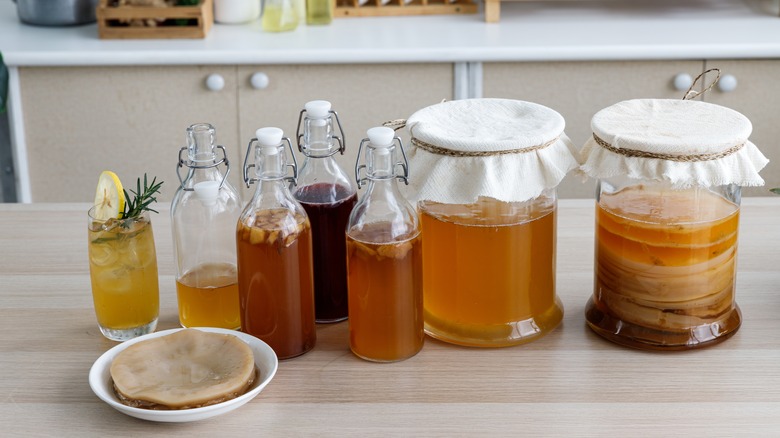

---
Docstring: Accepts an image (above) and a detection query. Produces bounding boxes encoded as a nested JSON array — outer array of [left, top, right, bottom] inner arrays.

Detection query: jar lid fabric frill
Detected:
[[404, 99, 580, 205], [580, 99, 769, 188]]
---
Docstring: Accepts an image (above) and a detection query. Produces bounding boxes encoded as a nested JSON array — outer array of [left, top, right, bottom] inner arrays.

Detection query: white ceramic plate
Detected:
[[89, 327, 278, 422]]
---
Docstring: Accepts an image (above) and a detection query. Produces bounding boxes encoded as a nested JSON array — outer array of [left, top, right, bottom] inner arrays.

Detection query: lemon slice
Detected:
[[93, 171, 125, 220]]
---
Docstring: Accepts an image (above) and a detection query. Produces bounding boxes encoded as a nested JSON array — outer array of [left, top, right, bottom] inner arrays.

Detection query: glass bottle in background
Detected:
[[262, 0, 299, 32], [293, 100, 357, 323], [306, 0, 332, 25], [237, 127, 316, 359], [171, 123, 242, 330], [346, 127, 423, 362]]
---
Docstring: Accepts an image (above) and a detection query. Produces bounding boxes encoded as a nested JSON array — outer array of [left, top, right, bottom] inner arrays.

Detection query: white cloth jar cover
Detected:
[[580, 99, 769, 187], [404, 98, 579, 204]]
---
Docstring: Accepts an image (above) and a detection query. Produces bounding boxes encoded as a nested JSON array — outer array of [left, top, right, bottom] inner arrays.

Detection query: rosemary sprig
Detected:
[[121, 174, 164, 219]]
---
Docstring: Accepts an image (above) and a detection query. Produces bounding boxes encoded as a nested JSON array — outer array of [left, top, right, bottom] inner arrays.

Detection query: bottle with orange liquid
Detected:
[[403, 99, 578, 347], [237, 127, 316, 359], [580, 98, 769, 350], [346, 127, 423, 362], [171, 123, 242, 330]]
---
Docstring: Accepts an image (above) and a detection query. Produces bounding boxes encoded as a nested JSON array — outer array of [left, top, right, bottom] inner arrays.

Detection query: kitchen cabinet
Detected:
[[17, 64, 453, 202], [15, 60, 777, 201], [701, 60, 780, 196], [18, 66, 240, 202], [482, 60, 706, 198]]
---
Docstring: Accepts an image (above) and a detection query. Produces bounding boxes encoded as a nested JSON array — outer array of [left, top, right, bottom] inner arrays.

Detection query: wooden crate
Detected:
[[97, 0, 213, 39], [335, 0, 477, 18]]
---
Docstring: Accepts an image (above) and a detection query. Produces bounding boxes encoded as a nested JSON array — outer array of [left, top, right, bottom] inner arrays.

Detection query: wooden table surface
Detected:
[[2, 200, 780, 436]]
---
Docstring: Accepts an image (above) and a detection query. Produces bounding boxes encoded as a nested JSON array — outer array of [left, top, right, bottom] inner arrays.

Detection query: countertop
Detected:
[[2, 199, 780, 435], [1, 0, 780, 66]]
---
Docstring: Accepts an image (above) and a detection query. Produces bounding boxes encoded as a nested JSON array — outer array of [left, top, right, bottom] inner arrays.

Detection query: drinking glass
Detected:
[[87, 207, 159, 341]]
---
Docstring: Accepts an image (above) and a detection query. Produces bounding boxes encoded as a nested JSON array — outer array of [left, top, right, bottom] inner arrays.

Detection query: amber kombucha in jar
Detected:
[[403, 98, 577, 347], [586, 184, 741, 350], [420, 194, 563, 347]]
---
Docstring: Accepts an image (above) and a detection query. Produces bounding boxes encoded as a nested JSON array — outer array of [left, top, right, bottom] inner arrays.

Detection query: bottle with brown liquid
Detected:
[[346, 127, 423, 362], [237, 127, 316, 359], [171, 123, 242, 330], [292, 100, 357, 323]]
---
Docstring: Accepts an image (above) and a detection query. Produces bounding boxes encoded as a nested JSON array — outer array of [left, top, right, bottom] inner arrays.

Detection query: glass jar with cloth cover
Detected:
[[403, 98, 580, 347], [580, 97, 769, 350]]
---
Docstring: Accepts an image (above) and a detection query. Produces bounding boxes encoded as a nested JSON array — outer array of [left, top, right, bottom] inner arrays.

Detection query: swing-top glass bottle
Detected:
[[237, 127, 316, 359], [293, 100, 357, 323], [346, 127, 423, 362], [170, 123, 242, 330]]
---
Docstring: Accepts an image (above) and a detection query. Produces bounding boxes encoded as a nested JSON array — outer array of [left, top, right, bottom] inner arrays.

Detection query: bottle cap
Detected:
[[367, 127, 394, 148], [256, 127, 283, 155], [305, 100, 331, 118], [193, 181, 220, 207]]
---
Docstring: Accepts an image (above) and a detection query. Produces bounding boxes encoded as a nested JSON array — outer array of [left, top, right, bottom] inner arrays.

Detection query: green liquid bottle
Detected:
[[306, 0, 332, 25], [262, 0, 299, 32]]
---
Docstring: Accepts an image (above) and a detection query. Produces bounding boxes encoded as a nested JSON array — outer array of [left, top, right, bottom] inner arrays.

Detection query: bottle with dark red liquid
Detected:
[[293, 100, 357, 323]]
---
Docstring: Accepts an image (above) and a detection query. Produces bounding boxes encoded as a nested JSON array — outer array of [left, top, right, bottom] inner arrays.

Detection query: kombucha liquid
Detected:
[[88, 217, 159, 331], [347, 225, 423, 362], [237, 209, 316, 359], [420, 197, 562, 347], [587, 186, 741, 349], [176, 263, 240, 330], [295, 183, 357, 323]]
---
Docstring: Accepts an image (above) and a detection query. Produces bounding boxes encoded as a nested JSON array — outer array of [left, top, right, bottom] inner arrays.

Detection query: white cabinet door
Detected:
[[19, 66, 240, 202]]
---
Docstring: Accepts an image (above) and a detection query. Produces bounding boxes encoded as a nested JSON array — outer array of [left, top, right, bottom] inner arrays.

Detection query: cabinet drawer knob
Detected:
[[205, 74, 225, 91], [673, 73, 693, 91], [718, 74, 738, 92], [250, 72, 270, 90]]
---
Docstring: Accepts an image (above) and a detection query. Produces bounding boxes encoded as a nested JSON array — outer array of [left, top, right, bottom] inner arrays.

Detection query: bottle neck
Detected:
[[255, 144, 288, 182], [187, 123, 217, 162], [301, 116, 337, 158], [366, 144, 396, 181]]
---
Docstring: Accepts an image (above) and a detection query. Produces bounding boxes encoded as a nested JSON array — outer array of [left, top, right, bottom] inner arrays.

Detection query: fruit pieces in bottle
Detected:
[[586, 185, 741, 349], [237, 208, 316, 359], [88, 215, 159, 332], [295, 183, 357, 323], [175, 262, 240, 330], [347, 224, 423, 362], [420, 196, 562, 347]]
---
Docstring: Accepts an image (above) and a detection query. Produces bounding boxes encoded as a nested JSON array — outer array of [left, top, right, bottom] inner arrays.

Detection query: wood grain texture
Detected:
[[1, 199, 780, 435]]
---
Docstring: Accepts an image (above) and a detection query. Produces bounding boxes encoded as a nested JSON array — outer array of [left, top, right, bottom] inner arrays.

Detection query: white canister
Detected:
[[214, 0, 260, 24]]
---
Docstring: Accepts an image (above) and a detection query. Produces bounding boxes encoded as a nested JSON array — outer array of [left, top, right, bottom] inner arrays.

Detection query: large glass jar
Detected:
[[404, 98, 580, 347], [580, 99, 769, 350]]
